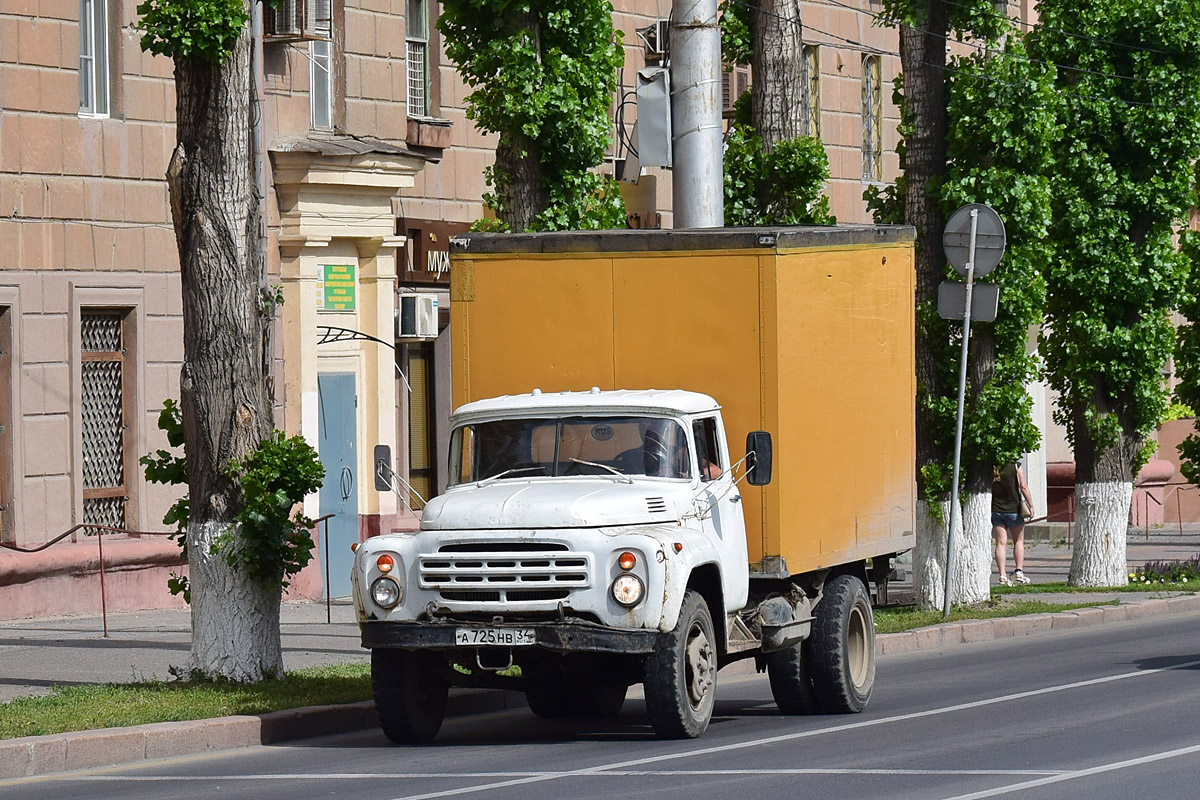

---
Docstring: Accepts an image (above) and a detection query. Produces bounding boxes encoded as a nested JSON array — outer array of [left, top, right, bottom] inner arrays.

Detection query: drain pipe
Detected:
[[250, 3, 272, 397], [670, 0, 723, 228]]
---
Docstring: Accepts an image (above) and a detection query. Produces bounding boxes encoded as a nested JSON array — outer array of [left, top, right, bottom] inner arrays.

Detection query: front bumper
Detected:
[[361, 620, 658, 655]]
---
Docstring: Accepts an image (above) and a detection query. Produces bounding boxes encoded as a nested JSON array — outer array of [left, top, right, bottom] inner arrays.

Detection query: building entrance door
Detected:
[[318, 372, 358, 598]]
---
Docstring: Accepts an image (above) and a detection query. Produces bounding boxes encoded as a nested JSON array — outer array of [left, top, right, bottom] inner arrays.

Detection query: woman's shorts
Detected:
[[992, 511, 1024, 529]]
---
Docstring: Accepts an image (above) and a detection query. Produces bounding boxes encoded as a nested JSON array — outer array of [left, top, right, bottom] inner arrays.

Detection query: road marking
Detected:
[[50, 768, 1066, 782], [940, 742, 1200, 799], [385, 657, 1200, 800], [6, 657, 1198, 795]]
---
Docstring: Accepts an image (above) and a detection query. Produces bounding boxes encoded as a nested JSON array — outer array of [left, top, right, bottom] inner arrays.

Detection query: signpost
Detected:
[[939, 203, 1007, 618]]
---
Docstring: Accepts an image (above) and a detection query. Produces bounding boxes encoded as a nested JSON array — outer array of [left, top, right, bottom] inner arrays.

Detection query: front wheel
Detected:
[[372, 649, 449, 744], [805, 573, 875, 713], [643, 590, 718, 739]]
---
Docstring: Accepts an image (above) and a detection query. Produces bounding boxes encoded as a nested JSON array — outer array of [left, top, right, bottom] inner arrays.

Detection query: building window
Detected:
[[407, 0, 429, 117], [80, 310, 131, 530], [861, 54, 883, 182], [407, 343, 435, 509], [79, 0, 109, 116], [311, 38, 332, 130], [801, 45, 820, 138]]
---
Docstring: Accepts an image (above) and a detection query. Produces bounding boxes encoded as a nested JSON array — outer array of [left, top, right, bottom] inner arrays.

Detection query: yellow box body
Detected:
[[449, 227, 916, 575]]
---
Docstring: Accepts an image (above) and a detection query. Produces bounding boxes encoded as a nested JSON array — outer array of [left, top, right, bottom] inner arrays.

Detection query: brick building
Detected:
[[0, 0, 914, 619]]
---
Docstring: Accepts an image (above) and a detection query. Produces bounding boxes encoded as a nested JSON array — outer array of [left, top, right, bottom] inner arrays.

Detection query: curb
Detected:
[[877, 593, 1200, 656], [0, 688, 528, 781], [5, 596, 1200, 781]]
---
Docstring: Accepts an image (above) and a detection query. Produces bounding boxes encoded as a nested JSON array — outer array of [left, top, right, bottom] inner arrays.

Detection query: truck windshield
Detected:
[[448, 416, 690, 486]]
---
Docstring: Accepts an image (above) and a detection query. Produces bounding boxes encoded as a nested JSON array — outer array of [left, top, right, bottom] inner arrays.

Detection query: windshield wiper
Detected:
[[477, 466, 545, 486], [567, 458, 634, 483]]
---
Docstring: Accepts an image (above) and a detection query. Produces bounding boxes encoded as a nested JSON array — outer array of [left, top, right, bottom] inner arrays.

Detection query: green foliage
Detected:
[[874, 34, 1058, 497], [141, 400, 325, 598], [136, 0, 248, 62], [1033, 0, 1200, 477], [724, 126, 836, 226], [718, 10, 835, 228], [1176, 231, 1200, 483], [221, 431, 324, 589], [719, 0, 751, 66], [942, 38, 1062, 472], [438, 0, 626, 231]]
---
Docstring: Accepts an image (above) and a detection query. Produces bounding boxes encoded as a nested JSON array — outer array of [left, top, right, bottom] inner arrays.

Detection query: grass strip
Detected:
[[0, 662, 371, 740], [873, 599, 1119, 634]]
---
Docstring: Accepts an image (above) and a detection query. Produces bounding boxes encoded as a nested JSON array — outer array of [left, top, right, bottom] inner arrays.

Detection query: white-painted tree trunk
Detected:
[[1068, 481, 1132, 586], [913, 499, 949, 610], [953, 490, 992, 605], [188, 521, 284, 681]]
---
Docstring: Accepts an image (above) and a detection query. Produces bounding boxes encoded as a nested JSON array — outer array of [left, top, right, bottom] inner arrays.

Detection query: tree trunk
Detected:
[[1068, 404, 1138, 586], [495, 135, 549, 232], [955, 484, 993, 605], [749, 0, 804, 150], [913, 499, 949, 609], [168, 30, 278, 681], [902, 3, 951, 609]]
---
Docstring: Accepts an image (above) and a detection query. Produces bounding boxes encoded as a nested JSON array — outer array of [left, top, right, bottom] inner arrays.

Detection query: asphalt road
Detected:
[[5, 612, 1200, 800]]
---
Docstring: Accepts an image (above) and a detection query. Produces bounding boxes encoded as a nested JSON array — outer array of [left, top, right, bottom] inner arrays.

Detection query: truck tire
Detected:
[[643, 590, 717, 739], [766, 642, 819, 715], [527, 685, 573, 718], [804, 573, 875, 713], [372, 649, 448, 744], [571, 684, 627, 718]]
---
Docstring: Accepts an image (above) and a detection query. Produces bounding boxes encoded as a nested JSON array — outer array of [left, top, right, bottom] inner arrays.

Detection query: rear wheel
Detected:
[[570, 684, 627, 718], [526, 684, 573, 718], [372, 649, 448, 743], [643, 590, 718, 739], [804, 574, 875, 713], [766, 641, 818, 714]]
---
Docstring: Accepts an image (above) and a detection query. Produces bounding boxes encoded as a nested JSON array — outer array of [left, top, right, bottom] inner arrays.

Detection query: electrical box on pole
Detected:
[[636, 67, 672, 168]]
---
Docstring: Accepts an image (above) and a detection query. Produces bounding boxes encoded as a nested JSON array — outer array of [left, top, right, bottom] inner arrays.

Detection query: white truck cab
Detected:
[[354, 388, 788, 741]]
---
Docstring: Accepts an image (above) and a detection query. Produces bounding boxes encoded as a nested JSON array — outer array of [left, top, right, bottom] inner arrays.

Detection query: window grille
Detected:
[[79, 0, 109, 116], [802, 45, 820, 138], [861, 54, 883, 182], [407, 0, 429, 116], [80, 311, 126, 531]]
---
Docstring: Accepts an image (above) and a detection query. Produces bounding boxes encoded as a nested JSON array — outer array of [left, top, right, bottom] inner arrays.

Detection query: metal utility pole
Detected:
[[670, 0, 723, 228]]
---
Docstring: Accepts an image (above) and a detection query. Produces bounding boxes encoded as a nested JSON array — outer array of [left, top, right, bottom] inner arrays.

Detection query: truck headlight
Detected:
[[371, 576, 402, 609], [611, 573, 645, 607]]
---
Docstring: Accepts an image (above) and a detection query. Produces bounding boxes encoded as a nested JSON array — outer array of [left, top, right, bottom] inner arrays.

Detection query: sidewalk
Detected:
[[2, 525, 1199, 780]]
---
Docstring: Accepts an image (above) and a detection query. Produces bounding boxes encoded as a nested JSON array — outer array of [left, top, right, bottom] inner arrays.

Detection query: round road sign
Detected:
[[943, 203, 1006, 277]]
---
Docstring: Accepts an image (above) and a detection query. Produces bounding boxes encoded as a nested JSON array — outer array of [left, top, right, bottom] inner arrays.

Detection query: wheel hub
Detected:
[[685, 623, 715, 708]]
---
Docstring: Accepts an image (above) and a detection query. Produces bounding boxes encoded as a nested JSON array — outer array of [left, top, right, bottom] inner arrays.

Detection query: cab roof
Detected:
[[451, 388, 721, 421]]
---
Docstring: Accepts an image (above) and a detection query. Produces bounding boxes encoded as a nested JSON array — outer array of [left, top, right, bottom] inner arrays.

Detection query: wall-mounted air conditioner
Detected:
[[397, 293, 439, 340], [264, 0, 332, 42]]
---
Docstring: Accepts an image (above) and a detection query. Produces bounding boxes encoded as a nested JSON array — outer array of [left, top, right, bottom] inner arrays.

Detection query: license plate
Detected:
[[454, 627, 536, 646]]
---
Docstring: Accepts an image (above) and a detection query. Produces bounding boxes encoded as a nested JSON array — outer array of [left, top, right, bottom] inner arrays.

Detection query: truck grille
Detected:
[[419, 543, 591, 603]]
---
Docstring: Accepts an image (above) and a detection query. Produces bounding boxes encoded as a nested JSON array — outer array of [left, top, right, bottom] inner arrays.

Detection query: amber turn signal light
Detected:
[[376, 554, 395, 573], [618, 551, 637, 570]]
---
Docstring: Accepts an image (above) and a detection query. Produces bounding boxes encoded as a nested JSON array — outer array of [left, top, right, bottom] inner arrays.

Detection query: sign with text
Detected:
[[321, 264, 356, 312]]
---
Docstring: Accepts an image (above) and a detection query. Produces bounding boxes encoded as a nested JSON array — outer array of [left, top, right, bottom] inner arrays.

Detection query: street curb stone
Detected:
[[3, 598, 1197, 781]]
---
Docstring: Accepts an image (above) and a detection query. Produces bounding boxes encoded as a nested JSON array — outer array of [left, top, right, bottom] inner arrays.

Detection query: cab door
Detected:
[[694, 415, 748, 610]]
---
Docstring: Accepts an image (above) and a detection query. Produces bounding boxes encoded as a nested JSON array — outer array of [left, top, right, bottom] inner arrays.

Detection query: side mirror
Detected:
[[373, 444, 392, 491], [745, 431, 773, 486]]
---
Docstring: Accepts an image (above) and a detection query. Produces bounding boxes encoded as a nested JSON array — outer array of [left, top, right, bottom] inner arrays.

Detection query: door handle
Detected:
[[340, 466, 354, 501], [730, 495, 742, 504]]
